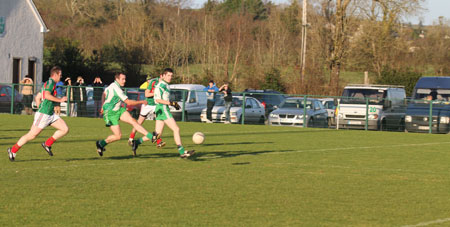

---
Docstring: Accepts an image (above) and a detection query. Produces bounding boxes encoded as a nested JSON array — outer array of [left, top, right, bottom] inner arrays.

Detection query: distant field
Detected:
[[1, 114, 450, 226]]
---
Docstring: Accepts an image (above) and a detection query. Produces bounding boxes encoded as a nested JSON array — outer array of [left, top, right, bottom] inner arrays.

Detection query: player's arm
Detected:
[[35, 92, 42, 107], [124, 99, 147, 106], [145, 89, 154, 98], [43, 90, 67, 103]]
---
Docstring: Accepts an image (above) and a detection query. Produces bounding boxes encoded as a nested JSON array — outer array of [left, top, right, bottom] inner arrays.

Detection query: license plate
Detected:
[[418, 126, 429, 130], [348, 121, 361, 125]]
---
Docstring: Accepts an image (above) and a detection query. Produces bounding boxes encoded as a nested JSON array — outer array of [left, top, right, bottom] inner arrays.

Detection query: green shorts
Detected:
[[103, 107, 126, 127], [155, 105, 173, 121]]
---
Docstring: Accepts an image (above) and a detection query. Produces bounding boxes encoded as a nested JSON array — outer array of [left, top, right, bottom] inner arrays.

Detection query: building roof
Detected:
[[27, 0, 49, 33]]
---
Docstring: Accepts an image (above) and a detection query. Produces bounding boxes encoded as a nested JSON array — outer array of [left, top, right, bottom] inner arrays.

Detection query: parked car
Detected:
[[336, 84, 406, 131], [125, 89, 145, 119], [0, 84, 23, 114], [200, 96, 266, 124], [169, 84, 207, 121], [268, 97, 328, 127], [319, 98, 337, 127], [405, 77, 450, 133], [244, 89, 286, 117]]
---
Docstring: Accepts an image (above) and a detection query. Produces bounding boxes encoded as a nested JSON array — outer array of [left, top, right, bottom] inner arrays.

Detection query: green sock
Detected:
[[136, 138, 143, 145], [145, 133, 153, 140], [178, 145, 185, 155], [99, 140, 107, 147]]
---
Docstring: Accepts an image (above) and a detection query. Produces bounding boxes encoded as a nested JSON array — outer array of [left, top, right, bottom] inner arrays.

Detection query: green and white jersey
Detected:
[[38, 78, 57, 115], [146, 78, 159, 106], [154, 80, 170, 105], [102, 81, 128, 111]]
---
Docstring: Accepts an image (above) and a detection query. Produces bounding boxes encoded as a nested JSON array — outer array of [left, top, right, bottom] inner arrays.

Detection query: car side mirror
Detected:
[[273, 105, 278, 109], [189, 98, 196, 103]]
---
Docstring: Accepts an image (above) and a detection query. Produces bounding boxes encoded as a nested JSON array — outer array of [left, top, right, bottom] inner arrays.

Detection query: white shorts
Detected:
[[140, 104, 156, 117], [33, 112, 61, 129]]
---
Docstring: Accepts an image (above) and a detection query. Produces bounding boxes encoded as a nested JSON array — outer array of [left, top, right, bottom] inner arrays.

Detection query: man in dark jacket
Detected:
[[92, 76, 104, 117], [73, 76, 87, 117]]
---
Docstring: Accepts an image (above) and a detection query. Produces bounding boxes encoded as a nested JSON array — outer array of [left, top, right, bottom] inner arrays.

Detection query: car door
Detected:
[[313, 101, 328, 125], [244, 98, 255, 122]]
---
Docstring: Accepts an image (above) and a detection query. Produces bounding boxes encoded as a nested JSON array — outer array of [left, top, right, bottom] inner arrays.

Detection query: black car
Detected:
[[243, 89, 286, 116], [0, 85, 23, 114]]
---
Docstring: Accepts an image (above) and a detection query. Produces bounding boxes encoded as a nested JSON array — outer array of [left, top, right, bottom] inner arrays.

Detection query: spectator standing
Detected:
[[92, 76, 104, 117], [219, 83, 232, 124], [73, 76, 87, 117], [64, 77, 76, 117], [203, 80, 219, 123], [20, 75, 34, 115], [54, 79, 64, 115]]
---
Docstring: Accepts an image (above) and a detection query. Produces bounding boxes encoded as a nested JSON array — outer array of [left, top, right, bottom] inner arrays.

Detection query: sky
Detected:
[[189, 0, 449, 25]]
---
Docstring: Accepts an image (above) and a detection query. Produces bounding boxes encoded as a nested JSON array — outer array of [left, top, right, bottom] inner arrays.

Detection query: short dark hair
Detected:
[[209, 80, 214, 84], [162, 68, 173, 75], [50, 66, 61, 76], [114, 73, 124, 79]]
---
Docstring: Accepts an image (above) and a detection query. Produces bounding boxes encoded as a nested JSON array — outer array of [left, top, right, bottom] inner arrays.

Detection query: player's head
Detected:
[[209, 80, 214, 87], [161, 68, 173, 83], [50, 66, 62, 82], [115, 73, 126, 86]]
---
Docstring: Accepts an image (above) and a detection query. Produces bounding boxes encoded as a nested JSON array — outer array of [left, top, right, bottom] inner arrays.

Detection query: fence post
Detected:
[[241, 93, 246, 124], [303, 95, 307, 128], [67, 86, 71, 116], [365, 98, 369, 131], [429, 101, 433, 134], [10, 84, 15, 114], [181, 90, 186, 122], [336, 98, 340, 130]]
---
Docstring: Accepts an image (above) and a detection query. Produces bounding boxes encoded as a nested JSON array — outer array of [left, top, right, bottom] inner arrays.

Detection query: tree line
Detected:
[[35, 0, 450, 95]]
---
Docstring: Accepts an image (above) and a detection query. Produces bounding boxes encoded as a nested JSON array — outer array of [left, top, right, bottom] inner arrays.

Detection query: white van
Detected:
[[337, 84, 406, 130], [169, 84, 207, 121]]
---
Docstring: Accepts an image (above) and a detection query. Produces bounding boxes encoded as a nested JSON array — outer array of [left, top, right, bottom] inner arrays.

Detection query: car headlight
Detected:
[[405, 115, 412, 123], [338, 113, 343, 119], [368, 114, 378, 120], [440, 116, 449, 124], [296, 115, 305, 119], [269, 113, 277, 118]]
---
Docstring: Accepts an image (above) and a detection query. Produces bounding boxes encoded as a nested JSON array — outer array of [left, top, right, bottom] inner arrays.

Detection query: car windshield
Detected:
[[248, 93, 284, 105], [215, 97, 243, 107], [280, 99, 312, 109], [413, 88, 450, 101], [341, 89, 385, 105], [170, 89, 188, 102]]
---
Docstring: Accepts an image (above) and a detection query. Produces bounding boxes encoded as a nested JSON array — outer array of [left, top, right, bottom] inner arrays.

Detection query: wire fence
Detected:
[[1, 82, 449, 134]]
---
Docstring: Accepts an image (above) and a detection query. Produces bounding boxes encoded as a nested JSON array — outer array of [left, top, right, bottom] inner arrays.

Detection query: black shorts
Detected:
[[22, 95, 33, 108]]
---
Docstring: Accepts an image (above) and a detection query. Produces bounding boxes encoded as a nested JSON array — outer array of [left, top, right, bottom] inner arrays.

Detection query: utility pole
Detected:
[[300, 0, 308, 91]]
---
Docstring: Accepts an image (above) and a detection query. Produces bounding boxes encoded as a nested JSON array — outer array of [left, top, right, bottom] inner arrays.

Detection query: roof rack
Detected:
[[346, 84, 405, 88]]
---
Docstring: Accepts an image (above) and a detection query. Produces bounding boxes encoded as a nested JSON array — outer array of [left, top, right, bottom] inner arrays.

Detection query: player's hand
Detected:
[[170, 101, 181, 110], [60, 96, 67, 102]]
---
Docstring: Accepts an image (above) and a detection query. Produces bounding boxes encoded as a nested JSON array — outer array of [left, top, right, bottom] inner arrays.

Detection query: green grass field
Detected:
[[1, 114, 450, 226]]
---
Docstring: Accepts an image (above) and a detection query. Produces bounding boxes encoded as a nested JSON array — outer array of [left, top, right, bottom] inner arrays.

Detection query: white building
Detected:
[[0, 0, 48, 85]]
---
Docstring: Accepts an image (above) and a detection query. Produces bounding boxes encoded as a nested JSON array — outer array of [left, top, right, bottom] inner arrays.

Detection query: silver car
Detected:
[[268, 97, 328, 127], [200, 96, 266, 124]]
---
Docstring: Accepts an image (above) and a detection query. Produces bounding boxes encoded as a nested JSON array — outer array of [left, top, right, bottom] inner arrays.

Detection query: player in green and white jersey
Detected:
[[7, 66, 69, 161], [95, 73, 154, 157], [132, 68, 195, 158], [127, 74, 165, 148]]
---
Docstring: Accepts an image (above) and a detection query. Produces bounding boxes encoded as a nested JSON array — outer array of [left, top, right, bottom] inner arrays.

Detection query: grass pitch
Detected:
[[1, 114, 450, 226]]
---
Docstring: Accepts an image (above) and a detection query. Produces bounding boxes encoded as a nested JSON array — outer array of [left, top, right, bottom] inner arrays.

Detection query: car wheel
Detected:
[[183, 111, 189, 122], [259, 116, 265, 124], [308, 117, 314, 128], [398, 119, 405, 132], [380, 120, 387, 131]]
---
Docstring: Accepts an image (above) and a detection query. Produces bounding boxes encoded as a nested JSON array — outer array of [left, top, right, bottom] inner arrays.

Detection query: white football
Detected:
[[192, 132, 205, 144]]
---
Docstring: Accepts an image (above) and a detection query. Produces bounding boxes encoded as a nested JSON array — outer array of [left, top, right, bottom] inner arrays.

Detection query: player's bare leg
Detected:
[[164, 118, 195, 158], [7, 126, 43, 161], [128, 115, 146, 146], [121, 111, 153, 155], [41, 118, 70, 156]]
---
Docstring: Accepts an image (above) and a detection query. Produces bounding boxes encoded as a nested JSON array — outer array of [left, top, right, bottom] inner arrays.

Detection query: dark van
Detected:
[[405, 77, 450, 133]]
